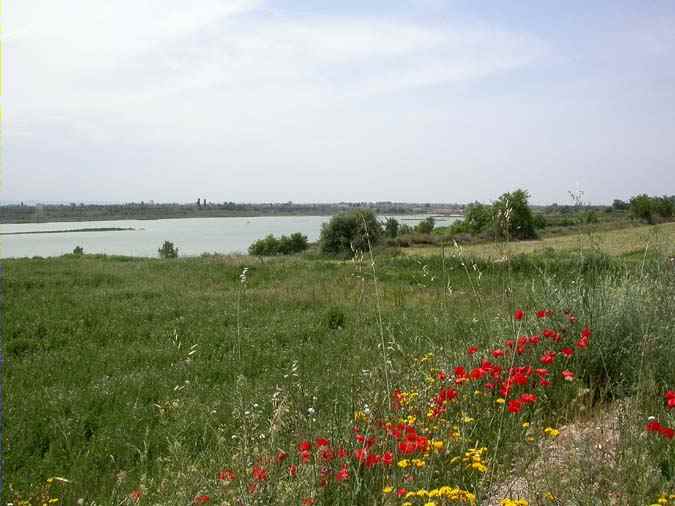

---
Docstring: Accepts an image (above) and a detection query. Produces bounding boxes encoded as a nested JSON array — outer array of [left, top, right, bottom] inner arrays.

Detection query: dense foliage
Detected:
[[319, 209, 383, 257], [158, 240, 178, 258], [248, 233, 309, 256]]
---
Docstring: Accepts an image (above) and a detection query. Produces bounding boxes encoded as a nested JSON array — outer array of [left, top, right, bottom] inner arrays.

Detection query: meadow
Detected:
[[3, 224, 674, 505]]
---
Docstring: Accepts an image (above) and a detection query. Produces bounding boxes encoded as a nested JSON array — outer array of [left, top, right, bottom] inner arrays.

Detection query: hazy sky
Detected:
[[4, 0, 675, 205]]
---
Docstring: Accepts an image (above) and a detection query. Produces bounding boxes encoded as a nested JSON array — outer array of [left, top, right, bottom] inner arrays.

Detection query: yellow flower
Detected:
[[544, 427, 560, 438], [432, 439, 444, 450], [424, 502, 437, 506], [462, 416, 475, 423], [398, 459, 410, 468], [522, 422, 530, 428], [412, 458, 426, 468], [383, 486, 393, 494], [496, 398, 506, 404], [407, 415, 417, 425], [544, 491, 557, 502], [500, 499, 529, 506]]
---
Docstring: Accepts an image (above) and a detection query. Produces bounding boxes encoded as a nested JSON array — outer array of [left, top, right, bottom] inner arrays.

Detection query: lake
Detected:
[[0, 215, 459, 259]]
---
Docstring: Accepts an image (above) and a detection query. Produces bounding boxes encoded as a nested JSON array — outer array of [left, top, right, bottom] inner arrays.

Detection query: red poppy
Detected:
[[398, 440, 417, 455], [514, 308, 524, 320], [365, 453, 381, 468], [299, 449, 311, 464], [275, 450, 288, 464], [562, 370, 575, 381], [561, 347, 574, 358], [507, 400, 522, 413], [581, 325, 592, 338], [302, 499, 316, 506], [382, 451, 394, 465], [397, 488, 407, 497], [335, 467, 350, 481], [252, 465, 268, 482], [519, 393, 537, 404], [665, 390, 675, 410], [576, 335, 589, 348], [218, 469, 236, 481], [660, 426, 674, 439], [646, 420, 662, 432], [337, 447, 349, 459], [297, 440, 312, 452], [437, 370, 447, 381], [193, 496, 210, 504], [288, 464, 298, 478], [315, 437, 330, 447], [468, 346, 479, 355], [129, 489, 143, 503], [492, 349, 505, 358], [540, 351, 556, 365], [536, 309, 552, 318]]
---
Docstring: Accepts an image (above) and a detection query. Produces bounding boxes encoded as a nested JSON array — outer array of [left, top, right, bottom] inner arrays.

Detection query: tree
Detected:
[[493, 189, 537, 240], [629, 194, 654, 224], [158, 241, 179, 258], [384, 217, 400, 238], [612, 199, 629, 211], [463, 203, 493, 234], [319, 209, 383, 257], [415, 217, 435, 234]]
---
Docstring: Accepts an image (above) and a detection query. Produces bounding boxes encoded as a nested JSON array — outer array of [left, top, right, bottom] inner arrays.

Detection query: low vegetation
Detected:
[[248, 233, 309, 256], [3, 220, 674, 504]]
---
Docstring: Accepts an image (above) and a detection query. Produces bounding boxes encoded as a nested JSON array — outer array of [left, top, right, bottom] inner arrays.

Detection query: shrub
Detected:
[[158, 241, 178, 259], [415, 217, 435, 234], [319, 209, 382, 257], [72, 246, 84, 256], [248, 233, 308, 256], [384, 217, 399, 238]]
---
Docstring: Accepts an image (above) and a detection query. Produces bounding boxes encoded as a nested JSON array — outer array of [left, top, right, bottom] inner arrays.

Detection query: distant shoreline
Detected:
[[1, 213, 464, 226], [0, 227, 135, 235]]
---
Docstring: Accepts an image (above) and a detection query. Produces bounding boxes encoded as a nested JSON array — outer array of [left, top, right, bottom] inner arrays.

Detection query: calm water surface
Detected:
[[1, 215, 459, 258]]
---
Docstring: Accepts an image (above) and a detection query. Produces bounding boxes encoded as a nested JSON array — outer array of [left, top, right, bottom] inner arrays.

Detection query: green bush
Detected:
[[158, 241, 178, 259], [319, 209, 382, 257], [248, 232, 308, 256], [494, 188, 538, 240], [384, 217, 399, 238], [415, 217, 435, 234], [72, 246, 84, 256]]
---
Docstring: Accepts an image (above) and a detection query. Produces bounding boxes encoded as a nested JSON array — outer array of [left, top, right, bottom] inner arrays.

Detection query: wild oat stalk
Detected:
[[361, 215, 391, 408]]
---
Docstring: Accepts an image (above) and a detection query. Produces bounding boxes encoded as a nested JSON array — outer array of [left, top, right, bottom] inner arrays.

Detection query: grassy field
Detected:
[[3, 227, 674, 505], [405, 222, 675, 258]]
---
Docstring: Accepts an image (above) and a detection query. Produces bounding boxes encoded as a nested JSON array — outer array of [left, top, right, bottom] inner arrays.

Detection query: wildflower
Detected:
[[508, 400, 522, 414], [562, 370, 575, 381], [501, 500, 528, 506], [536, 309, 551, 318], [315, 437, 330, 447], [129, 489, 143, 503], [252, 465, 268, 481], [496, 398, 506, 405], [561, 347, 574, 358], [397, 487, 408, 497], [544, 427, 560, 438], [275, 450, 288, 463], [514, 308, 524, 320], [383, 486, 394, 494], [665, 390, 675, 410], [544, 492, 557, 502], [218, 468, 236, 481], [288, 464, 297, 477], [382, 450, 394, 465], [297, 440, 311, 452], [193, 496, 210, 504], [576, 334, 589, 349], [335, 467, 350, 481], [539, 351, 556, 365], [468, 345, 479, 355], [492, 349, 505, 358], [302, 499, 316, 506], [398, 459, 411, 468]]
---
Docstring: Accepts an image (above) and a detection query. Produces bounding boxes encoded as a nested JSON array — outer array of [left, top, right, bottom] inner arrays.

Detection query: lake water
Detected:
[[0, 215, 459, 259]]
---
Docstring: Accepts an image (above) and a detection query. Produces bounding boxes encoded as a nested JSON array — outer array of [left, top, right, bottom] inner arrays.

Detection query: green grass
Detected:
[[3, 231, 674, 504]]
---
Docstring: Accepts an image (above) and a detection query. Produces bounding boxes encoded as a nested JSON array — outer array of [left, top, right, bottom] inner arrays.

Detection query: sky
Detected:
[[3, 0, 675, 205]]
